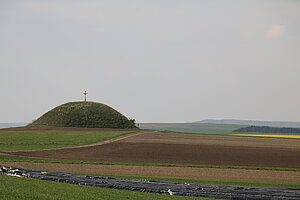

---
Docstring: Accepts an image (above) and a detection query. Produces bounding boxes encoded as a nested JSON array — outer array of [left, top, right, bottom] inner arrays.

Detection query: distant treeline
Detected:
[[233, 126, 300, 133], [196, 119, 300, 128]]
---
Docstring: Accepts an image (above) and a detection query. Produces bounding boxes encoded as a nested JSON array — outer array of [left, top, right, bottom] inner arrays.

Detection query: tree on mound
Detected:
[[29, 102, 136, 128]]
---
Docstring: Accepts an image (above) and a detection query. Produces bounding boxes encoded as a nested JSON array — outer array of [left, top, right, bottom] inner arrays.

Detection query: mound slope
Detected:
[[29, 102, 136, 129]]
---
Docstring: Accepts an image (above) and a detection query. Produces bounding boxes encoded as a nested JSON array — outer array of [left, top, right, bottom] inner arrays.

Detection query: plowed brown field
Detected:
[[8, 132, 300, 168]]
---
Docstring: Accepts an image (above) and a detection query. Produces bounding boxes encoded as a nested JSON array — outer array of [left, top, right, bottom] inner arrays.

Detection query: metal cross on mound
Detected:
[[83, 91, 88, 102]]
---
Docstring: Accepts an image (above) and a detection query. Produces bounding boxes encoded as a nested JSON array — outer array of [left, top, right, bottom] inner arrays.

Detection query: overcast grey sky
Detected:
[[1, 0, 300, 123]]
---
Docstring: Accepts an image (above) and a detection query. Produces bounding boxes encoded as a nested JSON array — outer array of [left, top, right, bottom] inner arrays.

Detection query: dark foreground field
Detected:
[[9, 132, 300, 168]]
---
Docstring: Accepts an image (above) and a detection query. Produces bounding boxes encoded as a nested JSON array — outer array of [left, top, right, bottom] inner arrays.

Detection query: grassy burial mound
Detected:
[[29, 102, 136, 128]]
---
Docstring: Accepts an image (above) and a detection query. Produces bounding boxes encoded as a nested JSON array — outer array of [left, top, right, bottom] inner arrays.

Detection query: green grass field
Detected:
[[0, 174, 210, 200], [140, 123, 246, 134], [0, 131, 136, 152]]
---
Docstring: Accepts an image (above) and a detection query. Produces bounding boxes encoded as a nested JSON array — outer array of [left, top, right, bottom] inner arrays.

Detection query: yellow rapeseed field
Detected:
[[233, 134, 300, 139]]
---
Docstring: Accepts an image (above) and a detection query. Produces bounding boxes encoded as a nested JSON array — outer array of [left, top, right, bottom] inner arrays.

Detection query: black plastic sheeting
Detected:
[[1, 166, 300, 199]]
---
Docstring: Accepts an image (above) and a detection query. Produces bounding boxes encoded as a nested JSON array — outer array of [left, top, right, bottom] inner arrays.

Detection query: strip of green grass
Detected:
[[1, 154, 299, 172], [141, 123, 246, 134], [159, 130, 300, 140], [0, 131, 136, 151], [231, 134, 300, 140], [0, 174, 211, 200]]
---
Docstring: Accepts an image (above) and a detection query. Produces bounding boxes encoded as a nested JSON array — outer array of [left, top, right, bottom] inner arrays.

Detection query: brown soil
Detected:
[[8, 132, 300, 168], [0, 161, 299, 183]]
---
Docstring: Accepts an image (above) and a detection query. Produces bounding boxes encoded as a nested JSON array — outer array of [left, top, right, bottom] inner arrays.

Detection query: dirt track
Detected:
[[1, 161, 299, 183], [8, 132, 300, 168]]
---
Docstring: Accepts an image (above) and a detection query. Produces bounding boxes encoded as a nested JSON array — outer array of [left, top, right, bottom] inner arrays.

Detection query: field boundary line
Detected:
[[75, 131, 155, 148]]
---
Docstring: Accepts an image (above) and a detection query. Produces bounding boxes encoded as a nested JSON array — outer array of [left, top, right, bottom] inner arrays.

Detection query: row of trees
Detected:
[[233, 126, 300, 133]]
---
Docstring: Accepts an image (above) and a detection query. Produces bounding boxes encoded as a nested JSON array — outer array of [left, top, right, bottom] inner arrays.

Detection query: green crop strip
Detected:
[[1, 154, 299, 172], [0, 130, 137, 152]]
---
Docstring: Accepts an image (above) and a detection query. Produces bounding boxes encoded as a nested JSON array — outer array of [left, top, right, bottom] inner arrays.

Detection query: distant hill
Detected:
[[195, 119, 300, 128], [0, 123, 28, 128], [29, 101, 136, 129], [233, 126, 300, 133]]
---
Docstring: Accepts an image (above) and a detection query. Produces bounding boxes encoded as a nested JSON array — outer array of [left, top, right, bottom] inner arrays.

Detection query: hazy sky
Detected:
[[1, 0, 300, 123]]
